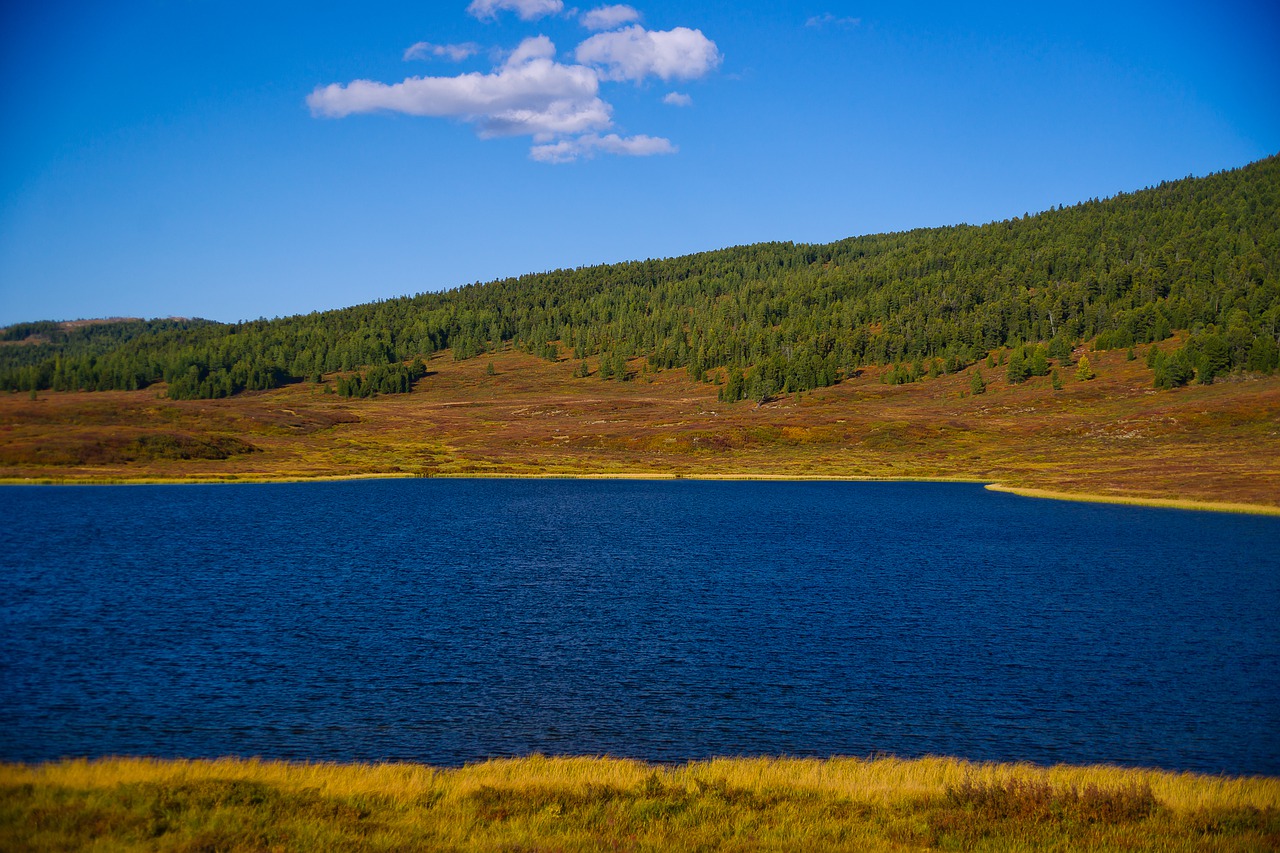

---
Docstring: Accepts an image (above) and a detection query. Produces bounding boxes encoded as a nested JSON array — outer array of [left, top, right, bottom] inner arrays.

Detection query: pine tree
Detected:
[[721, 367, 745, 402], [1028, 346, 1049, 376], [1075, 354, 1095, 381], [1007, 348, 1030, 383]]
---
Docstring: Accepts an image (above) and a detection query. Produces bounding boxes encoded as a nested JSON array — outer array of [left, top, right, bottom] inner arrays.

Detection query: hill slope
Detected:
[[2, 155, 1278, 399], [2, 340, 1278, 510]]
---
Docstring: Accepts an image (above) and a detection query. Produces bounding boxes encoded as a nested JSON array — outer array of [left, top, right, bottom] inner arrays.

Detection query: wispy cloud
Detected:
[[580, 4, 642, 31], [467, 0, 564, 21], [530, 133, 675, 163], [805, 13, 861, 28], [403, 41, 481, 62], [663, 91, 693, 107], [575, 25, 721, 82]]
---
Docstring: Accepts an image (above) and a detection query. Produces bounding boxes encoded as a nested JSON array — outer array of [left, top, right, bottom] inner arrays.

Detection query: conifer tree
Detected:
[[1028, 346, 1049, 376], [1007, 348, 1030, 383], [1075, 354, 1095, 381]]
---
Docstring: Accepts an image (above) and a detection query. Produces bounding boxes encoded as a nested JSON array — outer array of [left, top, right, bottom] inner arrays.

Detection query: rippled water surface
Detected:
[[1, 479, 1277, 773]]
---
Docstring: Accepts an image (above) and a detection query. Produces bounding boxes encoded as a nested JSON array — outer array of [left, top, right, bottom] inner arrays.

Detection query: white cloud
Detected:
[[467, 0, 564, 21], [482, 98, 612, 138], [310, 11, 718, 162], [575, 25, 721, 82], [403, 41, 481, 62], [308, 37, 611, 140], [805, 13, 861, 28], [580, 4, 641, 31], [504, 34, 556, 66], [529, 132, 676, 163]]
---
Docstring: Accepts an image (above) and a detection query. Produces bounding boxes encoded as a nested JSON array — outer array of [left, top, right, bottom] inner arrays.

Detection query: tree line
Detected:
[[3, 155, 1277, 398]]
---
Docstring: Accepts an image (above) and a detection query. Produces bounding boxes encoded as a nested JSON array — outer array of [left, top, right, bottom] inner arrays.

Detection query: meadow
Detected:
[[3, 754, 1277, 851], [2, 339, 1278, 512]]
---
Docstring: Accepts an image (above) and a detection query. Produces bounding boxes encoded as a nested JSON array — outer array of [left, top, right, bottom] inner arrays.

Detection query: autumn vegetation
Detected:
[[3, 754, 1277, 851], [1, 337, 1277, 511]]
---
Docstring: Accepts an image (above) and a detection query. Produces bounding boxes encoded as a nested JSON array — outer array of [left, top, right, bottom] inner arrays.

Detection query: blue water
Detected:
[[1, 479, 1277, 774]]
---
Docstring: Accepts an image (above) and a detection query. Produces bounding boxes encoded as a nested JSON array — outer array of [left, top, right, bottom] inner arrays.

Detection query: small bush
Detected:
[[944, 777, 1157, 824]]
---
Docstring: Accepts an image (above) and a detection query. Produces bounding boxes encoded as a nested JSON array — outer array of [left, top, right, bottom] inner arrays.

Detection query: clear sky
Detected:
[[2, 1, 1277, 326]]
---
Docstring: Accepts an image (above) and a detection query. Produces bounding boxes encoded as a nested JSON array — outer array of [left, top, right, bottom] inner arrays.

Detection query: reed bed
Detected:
[[3, 754, 1277, 851]]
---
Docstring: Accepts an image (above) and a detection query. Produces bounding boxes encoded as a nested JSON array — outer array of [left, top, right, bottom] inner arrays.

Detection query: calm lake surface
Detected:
[[1, 480, 1277, 774]]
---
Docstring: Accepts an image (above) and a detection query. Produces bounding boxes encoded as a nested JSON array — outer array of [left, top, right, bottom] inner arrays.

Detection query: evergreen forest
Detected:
[[3, 155, 1278, 400]]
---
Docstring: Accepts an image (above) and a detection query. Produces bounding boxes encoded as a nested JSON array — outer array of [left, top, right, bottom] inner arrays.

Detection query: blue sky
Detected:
[[2, 1, 1277, 326]]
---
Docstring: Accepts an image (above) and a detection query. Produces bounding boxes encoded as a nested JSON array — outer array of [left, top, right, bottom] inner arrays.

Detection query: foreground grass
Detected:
[[2, 756, 1277, 851]]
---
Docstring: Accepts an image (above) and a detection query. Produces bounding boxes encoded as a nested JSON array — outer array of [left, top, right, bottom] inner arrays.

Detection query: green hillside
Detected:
[[3, 155, 1278, 400]]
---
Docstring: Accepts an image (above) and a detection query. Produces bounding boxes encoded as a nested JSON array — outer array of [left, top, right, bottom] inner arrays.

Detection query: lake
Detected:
[[1, 479, 1276, 774]]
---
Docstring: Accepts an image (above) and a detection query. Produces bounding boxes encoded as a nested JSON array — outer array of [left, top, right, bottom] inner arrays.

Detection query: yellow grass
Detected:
[[12, 754, 1272, 812], [984, 484, 1280, 516], [3, 755, 1276, 851]]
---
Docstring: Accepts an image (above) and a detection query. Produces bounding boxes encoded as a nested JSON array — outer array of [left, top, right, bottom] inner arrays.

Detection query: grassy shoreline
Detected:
[[3, 470, 1280, 517], [4, 345, 1278, 514], [3, 755, 1276, 851], [981, 483, 1280, 517]]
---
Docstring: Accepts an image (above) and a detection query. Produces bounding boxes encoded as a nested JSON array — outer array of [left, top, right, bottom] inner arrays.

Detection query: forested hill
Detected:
[[3, 155, 1278, 400]]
